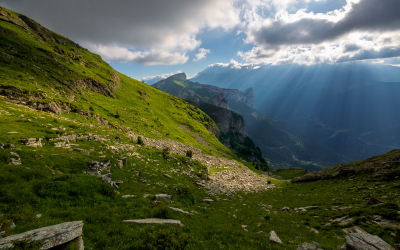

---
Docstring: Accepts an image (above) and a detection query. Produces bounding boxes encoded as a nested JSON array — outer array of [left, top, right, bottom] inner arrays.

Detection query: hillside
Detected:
[[192, 62, 400, 164], [1, 6, 400, 250], [154, 73, 347, 170]]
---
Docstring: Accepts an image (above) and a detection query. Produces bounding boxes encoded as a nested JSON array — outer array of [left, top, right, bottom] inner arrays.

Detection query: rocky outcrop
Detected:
[[208, 93, 229, 110], [269, 231, 283, 244], [30, 101, 70, 114], [74, 78, 116, 98], [152, 73, 255, 110], [340, 227, 394, 250], [0, 221, 84, 250]]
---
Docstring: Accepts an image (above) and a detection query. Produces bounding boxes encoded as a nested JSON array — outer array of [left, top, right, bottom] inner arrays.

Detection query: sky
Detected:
[[1, 0, 400, 81]]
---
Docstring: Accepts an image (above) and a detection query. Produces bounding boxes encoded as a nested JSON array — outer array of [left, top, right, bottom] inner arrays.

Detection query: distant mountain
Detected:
[[192, 62, 400, 163], [154, 73, 348, 170]]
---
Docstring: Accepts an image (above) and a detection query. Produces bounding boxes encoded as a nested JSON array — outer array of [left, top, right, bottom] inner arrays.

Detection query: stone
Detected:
[[9, 223, 15, 230], [139, 179, 147, 183], [122, 218, 183, 227], [73, 148, 89, 154], [122, 195, 135, 198], [281, 207, 290, 212], [168, 207, 190, 215], [7, 144, 14, 150], [35, 214, 42, 219], [9, 158, 21, 165], [310, 228, 319, 234], [85, 161, 111, 176], [155, 194, 172, 202], [341, 226, 394, 250], [20, 138, 43, 147], [269, 231, 283, 244], [297, 242, 320, 250], [202, 199, 215, 204], [203, 174, 208, 181], [242, 225, 248, 231], [0, 221, 83, 250], [54, 141, 70, 148], [164, 174, 173, 178]]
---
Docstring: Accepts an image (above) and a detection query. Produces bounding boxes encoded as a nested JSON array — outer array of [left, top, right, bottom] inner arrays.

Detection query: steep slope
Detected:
[[0, 6, 232, 158], [192, 62, 400, 163], [154, 73, 346, 170]]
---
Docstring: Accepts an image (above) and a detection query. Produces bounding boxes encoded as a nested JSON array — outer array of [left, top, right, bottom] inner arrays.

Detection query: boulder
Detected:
[[168, 207, 190, 215], [122, 218, 183, 227], [155, 194, 172, 202], [269, 231, 283, 244], [281, 207, 290, 212], [341, 226, 394, 250], [297, 242, 321, 250], [0, 221, 83, 250], [9, 158, 21, 165], [73, 148, 89, 154], [202, 199, 215, 204]]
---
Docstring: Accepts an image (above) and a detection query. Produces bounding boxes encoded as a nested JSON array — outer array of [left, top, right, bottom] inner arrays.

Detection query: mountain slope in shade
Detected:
[[192, 62, 400, 163]]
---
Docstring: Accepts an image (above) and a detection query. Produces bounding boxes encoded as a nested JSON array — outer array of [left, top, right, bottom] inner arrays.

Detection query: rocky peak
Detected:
[[166, 73, 187, 82], [242, 88, 255, 109], [208, 93, 229, 110]]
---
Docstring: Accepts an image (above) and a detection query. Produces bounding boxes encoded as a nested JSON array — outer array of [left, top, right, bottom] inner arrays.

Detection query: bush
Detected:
[[162, 147, 170, 159], [267, 180, 271, 184], [139, 228, 192, 250], [265, 215, 271, 220], [186, 150, 193, 158], [175, 186, 196, 204], [137, 136, 144, 145]]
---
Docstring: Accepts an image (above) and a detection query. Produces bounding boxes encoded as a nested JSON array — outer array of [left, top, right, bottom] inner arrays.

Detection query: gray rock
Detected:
[[341, 226, 394, 250], [242, 225, 248, 231], [208, 93, 230, 110], [9, 158, 21, 165], [122, 218, 183, 227], [35, 214, 42, 219], [73, 148, 89, 154], [0, 221, 83, 250], [20, 138, 43, 147], [54, 141, 70, 148], [7, 144, 14, 150], [202, 174, 208, 181], [122, 195, 135, 198], [269, 231, 283, 244], [281, 207, 290, 212], [202, 199, 215, 204], [310, 228, 319, 234], [164, 174, 173, 178], [155, 194, 172, 202], [168, 207, 190, 215], [297, 242, 321, 250]]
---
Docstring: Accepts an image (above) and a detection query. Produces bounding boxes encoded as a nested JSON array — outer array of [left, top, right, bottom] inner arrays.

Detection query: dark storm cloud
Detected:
[[0, 0, 237, 50], [250, 0, 400, 46]]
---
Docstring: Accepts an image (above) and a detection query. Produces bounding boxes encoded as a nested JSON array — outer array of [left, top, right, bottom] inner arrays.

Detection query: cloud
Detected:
[[0, 0, 240, 65], [193, 48, 211, 62], [238, 0, 400, 64], [141, 71, 182, 83], [86, 44, 188, 65]]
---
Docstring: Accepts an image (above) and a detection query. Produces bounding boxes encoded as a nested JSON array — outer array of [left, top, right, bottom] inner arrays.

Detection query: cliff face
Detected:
[[152, 73, 255, 110], [208, 93, 229, 110]]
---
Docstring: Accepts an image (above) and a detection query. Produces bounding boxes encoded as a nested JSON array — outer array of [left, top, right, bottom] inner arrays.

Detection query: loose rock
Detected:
[[341, 226, 394, 250], [269, 231, 283, 244], [122, 218, 183, 227], [155, 194, 172, 202], [202, 199, 215, 204], [297, 242, 322, 250]]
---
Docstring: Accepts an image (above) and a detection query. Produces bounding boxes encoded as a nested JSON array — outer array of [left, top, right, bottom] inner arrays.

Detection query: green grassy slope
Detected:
[[0, 6, 231, 159]]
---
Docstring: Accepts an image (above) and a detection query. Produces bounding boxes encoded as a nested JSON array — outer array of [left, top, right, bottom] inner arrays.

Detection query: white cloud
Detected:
[[85, 44, 188, 66], [237, 0, 400, 64], [193, 48, 211, 62]]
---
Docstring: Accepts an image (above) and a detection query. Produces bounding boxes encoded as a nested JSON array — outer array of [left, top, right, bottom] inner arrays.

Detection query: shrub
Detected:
[[267, 180, 271, 184], [265, 215, 271, 220], [137, 136, 144, 145], [162, 147, 170, 159], [175, 186, 196, 204], [186, 150, 193, 158]]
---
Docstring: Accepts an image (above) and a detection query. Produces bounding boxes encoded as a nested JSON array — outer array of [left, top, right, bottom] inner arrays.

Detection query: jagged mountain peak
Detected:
[[166, 72, 187, 81]]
